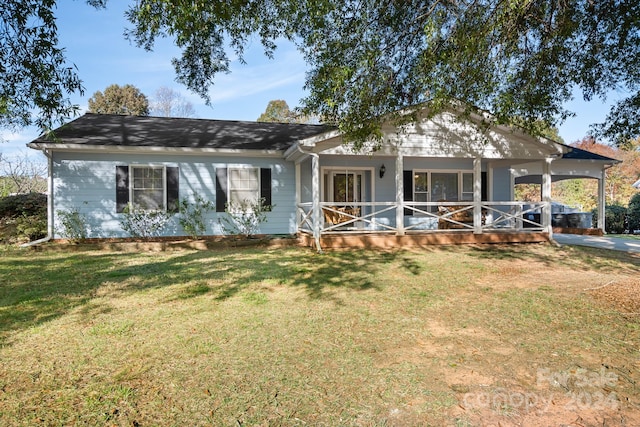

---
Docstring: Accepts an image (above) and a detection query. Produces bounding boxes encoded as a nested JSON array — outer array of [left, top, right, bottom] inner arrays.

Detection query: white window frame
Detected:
[[413, 171, 429, 203], [413, 169, 474, 203], [461, 172, 474, 201], [129, 165, 167, 211], [227, 166, 261, 209], [320, 166, 375, 204]]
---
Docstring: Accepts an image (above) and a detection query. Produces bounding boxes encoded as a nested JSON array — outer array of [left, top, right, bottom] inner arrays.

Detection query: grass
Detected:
[[0, 243, 639, 426], [609, 233, 640, 241]]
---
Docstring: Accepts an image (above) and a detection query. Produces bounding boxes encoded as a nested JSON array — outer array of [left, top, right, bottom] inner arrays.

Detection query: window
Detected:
[[132, 166, 165, 210], [330, 172, 362, 203], [215, 167, 272, 212], [461, 173, 474, 201], [409, 170, 478, 204], [413, 172, 428, 202], [431, 172, 459, 201], [115, 165, 179, 213], [229, 167, 260, 205]]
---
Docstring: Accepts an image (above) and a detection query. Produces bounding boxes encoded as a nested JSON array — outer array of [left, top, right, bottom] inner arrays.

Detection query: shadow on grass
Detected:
[[0, 247, 403, 345], [445, 243, 640, 274], [3, 242, 635, 346]]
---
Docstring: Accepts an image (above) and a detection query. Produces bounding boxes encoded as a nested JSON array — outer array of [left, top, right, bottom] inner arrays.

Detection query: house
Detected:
[[27, 109, 618, 249]]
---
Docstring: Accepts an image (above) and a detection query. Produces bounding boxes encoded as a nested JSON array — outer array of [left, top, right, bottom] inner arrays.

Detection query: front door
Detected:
[[331, 172, 362, 203]]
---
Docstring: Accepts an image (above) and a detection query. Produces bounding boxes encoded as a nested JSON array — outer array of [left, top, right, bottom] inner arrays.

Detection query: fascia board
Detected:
[[26, 143, 284, 158]]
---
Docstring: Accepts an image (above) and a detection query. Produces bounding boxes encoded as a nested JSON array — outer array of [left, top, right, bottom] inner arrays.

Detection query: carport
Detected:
[[510, 146, 620, 233]]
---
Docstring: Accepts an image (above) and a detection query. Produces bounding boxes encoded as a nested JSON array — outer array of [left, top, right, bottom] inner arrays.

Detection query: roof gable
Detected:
[[308, 109, 567, 159]]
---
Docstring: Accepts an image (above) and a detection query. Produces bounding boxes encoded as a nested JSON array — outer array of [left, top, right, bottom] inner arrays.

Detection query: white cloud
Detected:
[[210, 71, 305, 103], [0, 128, 45, 163]]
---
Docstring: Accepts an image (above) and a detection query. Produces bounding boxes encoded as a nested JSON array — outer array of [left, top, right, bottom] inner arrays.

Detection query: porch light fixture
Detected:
[[379, 164, 386, 178]]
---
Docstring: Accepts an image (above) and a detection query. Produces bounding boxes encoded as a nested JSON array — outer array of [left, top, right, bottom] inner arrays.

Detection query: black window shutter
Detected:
[[260, 168, 272, 209], [403, 170, 413, 216], [116, 166, 129, 213], [481, 172, 487, 201], [166, 167, 179, 212], [215, 167, 228, 212]]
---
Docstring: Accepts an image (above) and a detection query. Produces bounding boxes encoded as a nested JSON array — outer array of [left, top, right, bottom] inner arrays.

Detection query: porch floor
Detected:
[[299, 231, 550, 250]]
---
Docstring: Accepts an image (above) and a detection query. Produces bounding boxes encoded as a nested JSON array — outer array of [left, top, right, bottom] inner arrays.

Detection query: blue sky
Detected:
[[0, 2, 620, 160]]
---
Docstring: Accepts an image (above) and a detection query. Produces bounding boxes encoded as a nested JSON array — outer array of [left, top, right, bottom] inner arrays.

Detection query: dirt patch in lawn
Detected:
[[432, 246, 640, 426], [588, 278, 640, 315]]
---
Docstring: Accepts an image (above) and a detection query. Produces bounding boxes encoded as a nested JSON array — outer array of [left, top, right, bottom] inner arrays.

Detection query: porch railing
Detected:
[[297, 201, 548, 234]]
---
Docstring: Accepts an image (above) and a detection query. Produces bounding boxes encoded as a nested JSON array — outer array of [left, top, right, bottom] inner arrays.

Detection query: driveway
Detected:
[[553, 233, 640, 254]]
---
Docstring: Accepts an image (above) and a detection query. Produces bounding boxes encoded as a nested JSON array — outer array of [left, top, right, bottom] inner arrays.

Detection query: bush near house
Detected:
[[592, 204, 628, 234], [0, 192, 47, 243], [628, 193, 640, 233]]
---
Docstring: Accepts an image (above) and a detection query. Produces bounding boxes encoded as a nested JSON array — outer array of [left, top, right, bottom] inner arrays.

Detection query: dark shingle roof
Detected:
[[31, 113, 335, 151], [561, 144, 619, 162]]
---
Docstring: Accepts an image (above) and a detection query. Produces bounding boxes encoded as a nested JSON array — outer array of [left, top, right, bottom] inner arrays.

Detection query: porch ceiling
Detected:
[[515, 175, 597, 184], [512, 158, 611, 181]]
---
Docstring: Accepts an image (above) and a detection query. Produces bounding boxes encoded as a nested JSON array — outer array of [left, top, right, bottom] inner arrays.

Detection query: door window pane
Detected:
[[333, 173, 360, 203]]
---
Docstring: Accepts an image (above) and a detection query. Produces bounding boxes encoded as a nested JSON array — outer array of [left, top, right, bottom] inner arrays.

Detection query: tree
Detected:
[[124, 1, 640, 147], [5, 1, 640, 146], [87, 84, 150, 116], [150, 86, 196, 118], [257, 99, 321, 124], [628, 193, 640, 233], [551, 137, 640, 211], [0, 0, 106, 131], [0, 152, 47, 196], [257, 100, 297, 123], [573, 137, 640, 206]]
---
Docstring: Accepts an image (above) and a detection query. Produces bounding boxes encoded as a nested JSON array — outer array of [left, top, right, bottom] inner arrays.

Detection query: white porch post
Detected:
[[473, 157, 483, 234], [598, 169, 606, 233], [295, 162, 301, 231], [395, 152, 405, 236], [311, 153, 322, 251], [542, 158, 553, 235]]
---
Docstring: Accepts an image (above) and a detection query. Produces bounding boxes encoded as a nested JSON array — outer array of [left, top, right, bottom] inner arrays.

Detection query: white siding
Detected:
[[52, 151, 296, 238]]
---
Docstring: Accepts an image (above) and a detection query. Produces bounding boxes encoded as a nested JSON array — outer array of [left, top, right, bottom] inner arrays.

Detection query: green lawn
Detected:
[[0, 243, 639, 426], [609, 233, 640, 241]]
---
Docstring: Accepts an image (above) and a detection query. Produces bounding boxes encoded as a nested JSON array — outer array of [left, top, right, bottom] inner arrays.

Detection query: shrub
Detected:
[[218, 198, 272, 238], [119, 204, 172, 239], [628, 193, 640, 233], [178, 195, 215, 239], [0, 192, 46, 219], [56, 208, 88, 242], [15, 213, 47, 241], [592, 204, 627, 234]]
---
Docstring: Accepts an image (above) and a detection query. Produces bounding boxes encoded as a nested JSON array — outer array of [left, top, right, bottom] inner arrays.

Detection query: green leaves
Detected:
[[5, 0, 640, 146], [124, 0, 293, 106], [0, 0, 87, 131], [87, 84, 150, 116]]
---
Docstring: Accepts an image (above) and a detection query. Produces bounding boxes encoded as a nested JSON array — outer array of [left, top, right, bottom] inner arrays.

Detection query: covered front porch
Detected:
[[284, 109, 615, 250], [293, 159, 554, 250]]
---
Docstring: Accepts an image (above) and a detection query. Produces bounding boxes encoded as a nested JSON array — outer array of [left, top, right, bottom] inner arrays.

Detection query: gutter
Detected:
[[20, 148, 54, 248], [20, 235, 52, 248]]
